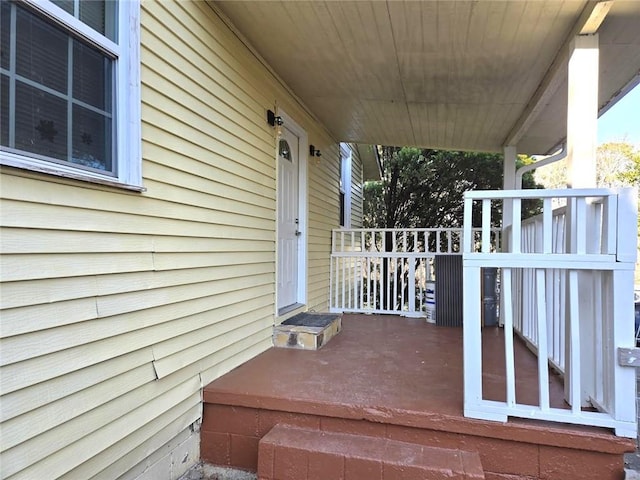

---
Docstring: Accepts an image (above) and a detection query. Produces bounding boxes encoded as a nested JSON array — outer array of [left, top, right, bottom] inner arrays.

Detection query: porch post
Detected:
[[612, 188, 639, 437], [564, 34, 599, 407], [501, 146, 517, 326], [503, 145, 517, 221], [566, 34, 599, 188]]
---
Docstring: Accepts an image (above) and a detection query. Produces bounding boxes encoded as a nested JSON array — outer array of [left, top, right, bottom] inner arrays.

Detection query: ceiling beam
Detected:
[[503, 1, 612, 150], [580, 1, 613, 34]]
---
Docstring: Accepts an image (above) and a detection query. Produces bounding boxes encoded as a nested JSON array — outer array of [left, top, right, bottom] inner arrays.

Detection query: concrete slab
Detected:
[[178, 463, 256, 480]]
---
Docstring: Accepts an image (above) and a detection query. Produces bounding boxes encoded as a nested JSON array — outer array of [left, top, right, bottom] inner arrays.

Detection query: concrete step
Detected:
[[273, 313, 341, 350], [257, 424, 484, 480]]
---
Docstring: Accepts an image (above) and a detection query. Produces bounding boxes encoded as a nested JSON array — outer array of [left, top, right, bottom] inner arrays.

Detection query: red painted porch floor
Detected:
[[202, 314, 635, 479]]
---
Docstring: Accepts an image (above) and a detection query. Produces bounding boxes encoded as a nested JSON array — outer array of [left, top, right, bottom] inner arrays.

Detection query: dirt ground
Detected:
[[178, 463, 256, 480]]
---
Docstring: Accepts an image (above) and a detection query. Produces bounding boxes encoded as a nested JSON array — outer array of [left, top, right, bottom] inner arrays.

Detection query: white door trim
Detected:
[[339, 143, 352, 229], [275, 109, 308, 315]]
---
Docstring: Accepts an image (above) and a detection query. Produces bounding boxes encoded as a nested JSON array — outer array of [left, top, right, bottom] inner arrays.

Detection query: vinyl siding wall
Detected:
[[0, 2, 362, 479]]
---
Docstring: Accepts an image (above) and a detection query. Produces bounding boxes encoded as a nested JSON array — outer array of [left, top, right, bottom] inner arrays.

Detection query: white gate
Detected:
[[462, 188, 638, 437]]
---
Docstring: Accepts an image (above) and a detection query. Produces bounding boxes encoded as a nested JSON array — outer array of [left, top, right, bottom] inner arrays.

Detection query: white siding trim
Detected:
[[340, 143, 352, 228]]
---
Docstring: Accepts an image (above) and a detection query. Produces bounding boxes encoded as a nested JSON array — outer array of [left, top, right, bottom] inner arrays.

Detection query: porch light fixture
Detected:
[[267, 109, 284, 138], [309, 145, 321, 157], [267, 109, 283, 128]]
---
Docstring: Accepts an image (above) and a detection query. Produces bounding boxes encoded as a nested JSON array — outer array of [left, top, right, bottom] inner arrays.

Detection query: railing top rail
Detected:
[[331, 251, 448, 258], [332, 227, 464, 233], [464, 187, 620, 200], [332, 227, 501, 234]]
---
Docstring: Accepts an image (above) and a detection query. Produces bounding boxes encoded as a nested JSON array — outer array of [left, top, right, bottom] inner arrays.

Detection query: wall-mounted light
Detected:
[[267, 109, 283, 127], [309, 145, 321, 157], [267, 109, 283, 138]]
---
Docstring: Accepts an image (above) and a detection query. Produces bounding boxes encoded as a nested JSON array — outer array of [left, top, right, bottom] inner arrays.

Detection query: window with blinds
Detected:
[[0, 0, 141, 188]]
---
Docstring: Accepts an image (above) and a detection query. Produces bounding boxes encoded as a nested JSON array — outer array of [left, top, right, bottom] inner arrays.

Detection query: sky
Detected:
[[597, 83, 640, 146]]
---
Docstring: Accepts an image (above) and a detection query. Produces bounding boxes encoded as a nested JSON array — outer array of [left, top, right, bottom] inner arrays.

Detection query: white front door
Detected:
[[277, 127, 300, 311]]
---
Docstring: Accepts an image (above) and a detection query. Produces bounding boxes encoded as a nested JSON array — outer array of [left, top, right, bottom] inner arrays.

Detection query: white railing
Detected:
[[463, 188, 638, 438], [330, 228, 500, 316], [515, 205, 568, 372]]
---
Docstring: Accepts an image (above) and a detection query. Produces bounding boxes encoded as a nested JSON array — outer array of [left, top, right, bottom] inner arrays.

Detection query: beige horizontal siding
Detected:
[[92, 408, 201, 480], [1, 363, 157, 452], [3, 378, 202, 479], [1, 282, 273, 362], [0, 1, 362, 479], [1, 263, 273, 310], [306, 142, 339, 310], [0, 348, 154, 422]]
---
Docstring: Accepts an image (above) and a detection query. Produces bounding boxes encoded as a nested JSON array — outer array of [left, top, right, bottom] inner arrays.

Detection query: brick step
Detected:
[[257, 424, 484, 480]]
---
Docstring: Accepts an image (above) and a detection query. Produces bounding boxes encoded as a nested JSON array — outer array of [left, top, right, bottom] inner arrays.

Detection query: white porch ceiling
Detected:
[[214, 1, 640, 155]]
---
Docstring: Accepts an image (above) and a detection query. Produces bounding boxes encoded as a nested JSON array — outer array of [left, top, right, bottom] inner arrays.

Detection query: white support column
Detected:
[[564, 34, 600, 407], [501, 146, 517, 326], [503, 145, 517, 229], [612, 188, 639, 437], [566, 34, 599, 188]]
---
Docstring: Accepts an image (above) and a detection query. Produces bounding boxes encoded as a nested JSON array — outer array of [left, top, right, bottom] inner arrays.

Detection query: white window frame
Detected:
[[0, 0, 142, 191], [339, 143, 352, 228]]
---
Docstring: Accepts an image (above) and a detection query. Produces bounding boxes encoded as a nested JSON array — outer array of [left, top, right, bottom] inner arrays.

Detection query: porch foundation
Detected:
[[201, 315, 634, 479]]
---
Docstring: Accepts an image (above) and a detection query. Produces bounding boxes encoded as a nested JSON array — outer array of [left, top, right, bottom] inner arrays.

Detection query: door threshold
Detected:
[[277, 303, 305, 317]]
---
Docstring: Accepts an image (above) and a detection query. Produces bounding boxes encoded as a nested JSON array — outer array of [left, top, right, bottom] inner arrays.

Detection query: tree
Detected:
[[534, 142, 640, 189], [364, 146, 542, 230], [533, 141, 640, 284], [597, 142, 640, 187], [361, 146, 542, 311]]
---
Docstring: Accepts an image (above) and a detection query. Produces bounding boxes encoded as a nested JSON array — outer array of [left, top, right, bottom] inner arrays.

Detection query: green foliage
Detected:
[[534, 142, 640, 189], [363, 146, 542, 229], [597, 142, 640, 187], [617, 156, 640, 185]]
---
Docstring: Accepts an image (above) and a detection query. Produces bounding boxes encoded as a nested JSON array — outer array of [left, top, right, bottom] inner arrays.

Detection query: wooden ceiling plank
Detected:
[[503, 1, 605, 148]]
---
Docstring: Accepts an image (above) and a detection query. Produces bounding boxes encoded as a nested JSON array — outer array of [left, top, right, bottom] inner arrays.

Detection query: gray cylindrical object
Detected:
[[482, 267, 498, 326]]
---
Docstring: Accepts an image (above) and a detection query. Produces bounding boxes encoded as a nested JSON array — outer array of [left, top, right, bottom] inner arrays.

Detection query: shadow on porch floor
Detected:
[[201, 314, 635, 479]]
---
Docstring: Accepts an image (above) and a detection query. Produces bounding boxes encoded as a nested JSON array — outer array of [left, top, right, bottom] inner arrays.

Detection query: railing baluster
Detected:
[[463, 197, 473, 253], [559, 269, 566, 371], [536, 269, 550, 411], [341, 248, 347, 310], [601, 193, 616, 255], [503, 268, 517, 408], [593, 270, 603, 403], [373, 256, 377, 311], [576, 198, 587, 254], [368, 255, 372, 311], [543, 198, 552, 254], [329, 253, 338, 308], [393, 257, 398, 311], [482, 199, 491, 253], [463, 265, 485, 417], [545, 268, 554, 365], [568, 269, 581, 414], [551, 268, 560, 367], [359, 258, 364, 310], [512, 198, 521, 254]]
